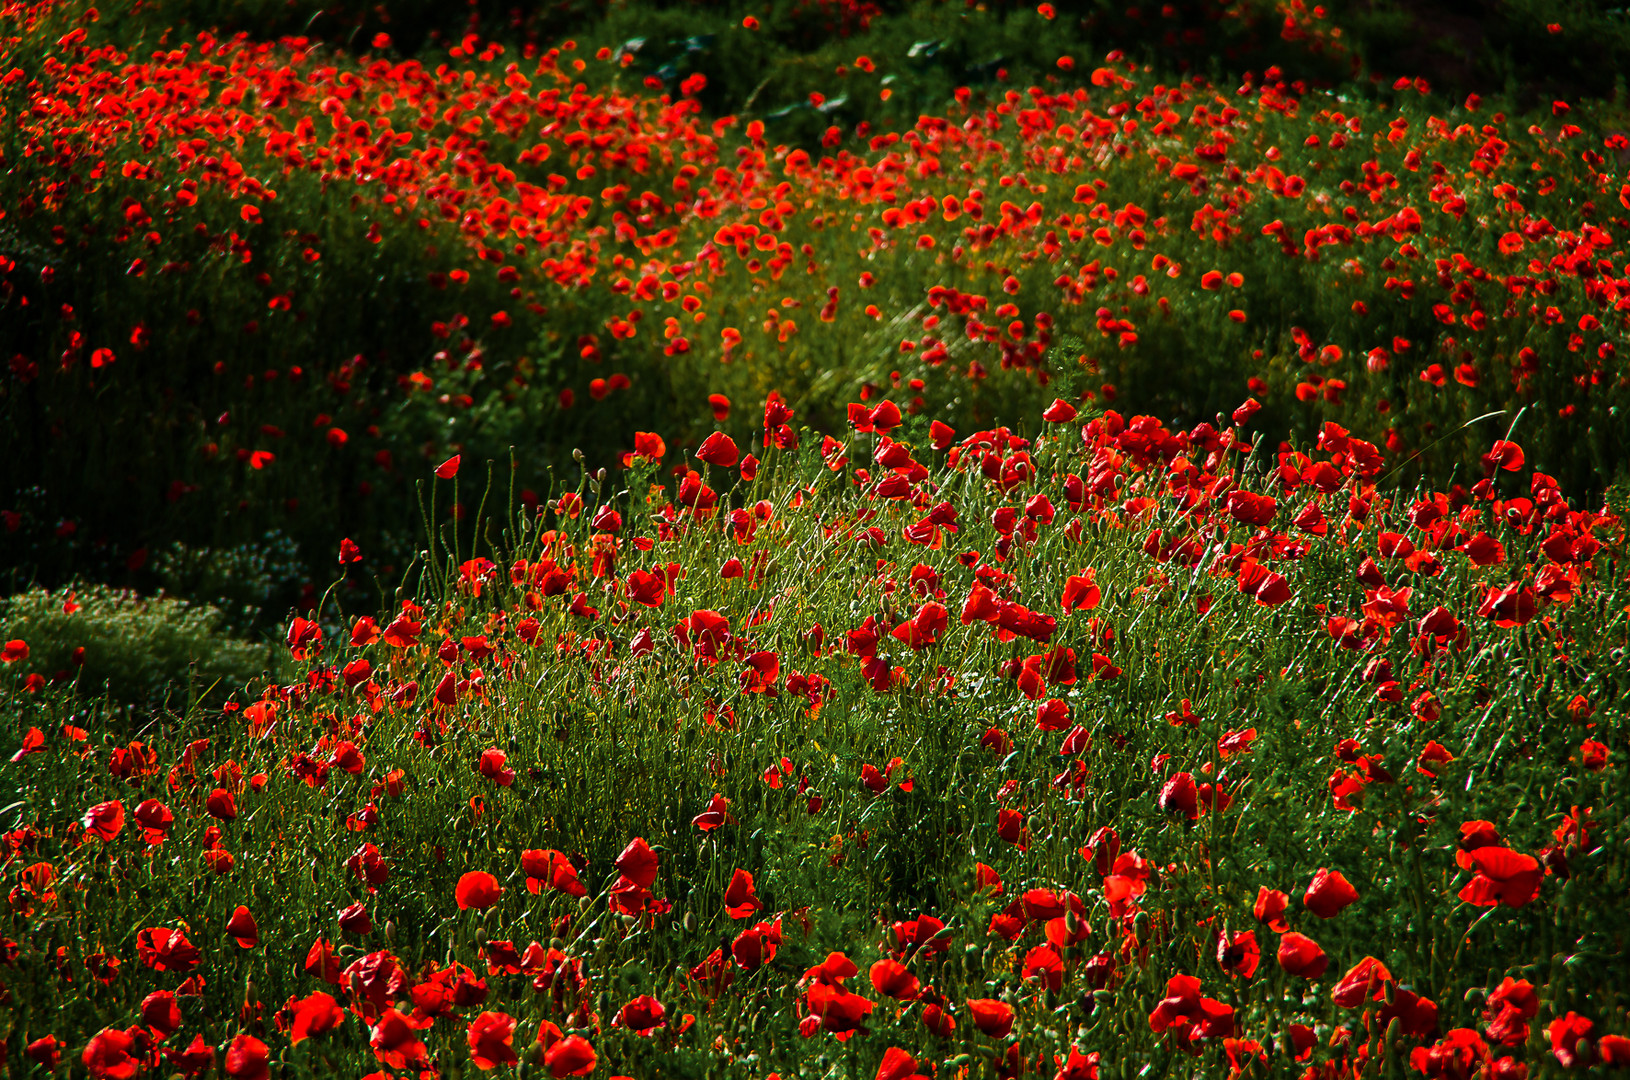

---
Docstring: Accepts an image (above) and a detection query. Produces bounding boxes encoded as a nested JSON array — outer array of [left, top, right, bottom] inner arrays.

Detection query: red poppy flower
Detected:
[[349, 843, 390, 886], [83, 800, 125, 841], [163, 1034, 214, 1077], [696, 432, 739, 467], [286, 617, 322, 659], [226, 905, 259, 948], [724, 868, 762, 918], [614, 995, 667, 1035], [996, 807, 1026, 847], [1159, 772, 1200, 820], [680, 609, 732, 660], [1055, 1047, 1101, 1080], [205, 788, 237, 820], [83, 1028, 138, 1080], [869, 959, 920, 1000], [136, 927, 201, 972], [1276, 932, 1328, 978], [1216, 930, 1259, 978], [1035, 698, 1071, 732], [467, 1011, 518, 1069], [1481, 439, 1525, 473], [456, 871, 502, 910], [1332, 956, 1393, 1007], [1061, 571, 1101, 612], [522, 850, 587, 897], [615, 837, 659, 888], [305, 938, 342, 985], [923, 1001, 956, 1037], [1458, 847, 1543, 908], [1042, 398, 1078, 423], [1148, 974, 1236, 1042], [731, 920, 781, 971], [478, 748, 515, 786], [2, 639, 29, 664], [224, 1035, 270, 1080], [805, 981, 875, 1032], [1379, 987, 1440, 1039], [127, 798, 171, 845], [544, 1034, 597, 1078], [1410, 1029, 1490, 1079], [141, 991, 182, 1037], [332, 903, 371, 936], [290, 992, 346, 1045], [625, 569, 667, 607], [382, 616, 422, 648], [1303, 868, 1359, 918], [435, 455, 461, 479], [890, 601, 949, 648], [25, 1036, 61, 1069], [370, 1009, 427, 1069], [805, 957, 867, 996], [877, 1046, 928, 1080], [968, 998, 1015, 1038], [1484, 977, 1539, 1042], [1225, 490, 1278, 526], [692, 793, 736, 832], [1237, 561, 1292, 606], [1023, 944, 1065, 991], [1548, 1012, 1596, 1068]]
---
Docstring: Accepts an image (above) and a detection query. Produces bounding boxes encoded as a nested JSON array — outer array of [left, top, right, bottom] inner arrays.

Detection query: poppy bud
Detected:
[[384, 921, 397, 943], [572, 448, 585, 463], [683, 911, 697, 933], [473, 927, 487, 947]]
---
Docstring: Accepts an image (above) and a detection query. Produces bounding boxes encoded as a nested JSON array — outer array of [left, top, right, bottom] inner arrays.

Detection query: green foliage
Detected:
[[0, 584, 273, 707], [150, 531, 307, 633]]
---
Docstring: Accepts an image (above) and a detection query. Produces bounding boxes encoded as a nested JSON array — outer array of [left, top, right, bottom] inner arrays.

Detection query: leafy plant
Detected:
[[0, 585, 273, 707]]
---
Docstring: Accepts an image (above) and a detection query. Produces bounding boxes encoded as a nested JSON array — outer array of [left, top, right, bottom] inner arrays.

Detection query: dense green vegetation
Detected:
[[2, 1, 1628, 1077]]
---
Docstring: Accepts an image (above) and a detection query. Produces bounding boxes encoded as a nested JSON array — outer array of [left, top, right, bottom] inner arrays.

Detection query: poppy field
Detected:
[[5, 0, 1630, 590], [3, 0, 1630, 1078]]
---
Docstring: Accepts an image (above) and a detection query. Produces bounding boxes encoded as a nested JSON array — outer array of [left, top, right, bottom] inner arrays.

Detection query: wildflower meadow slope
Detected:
[[4, 0, 1630, 597], [4, 395, 1628, 1078], [3, 0, 1630, 1077]]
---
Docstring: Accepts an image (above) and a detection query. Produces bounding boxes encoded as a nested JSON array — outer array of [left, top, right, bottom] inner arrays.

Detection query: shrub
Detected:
[[0, 584, 273, 705]]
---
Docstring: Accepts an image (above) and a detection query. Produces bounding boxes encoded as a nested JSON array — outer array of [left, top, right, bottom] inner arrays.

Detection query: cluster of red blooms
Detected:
[[4, 371, 1621, 1077], [6, 0, 1628, 520]]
